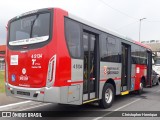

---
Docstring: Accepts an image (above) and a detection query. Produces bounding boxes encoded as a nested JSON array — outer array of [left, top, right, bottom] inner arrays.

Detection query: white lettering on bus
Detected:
[[19, 75, 29, 81], [31, 54, 42, 59], [32, 59, 36, 65]]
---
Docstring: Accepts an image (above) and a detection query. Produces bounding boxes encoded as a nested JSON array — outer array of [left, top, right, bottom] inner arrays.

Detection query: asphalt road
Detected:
[[0, 93, 23, 106], [0, 85, 160, 120]]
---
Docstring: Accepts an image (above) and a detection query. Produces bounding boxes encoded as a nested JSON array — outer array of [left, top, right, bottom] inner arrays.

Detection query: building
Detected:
[[0, 45, 6, 70]]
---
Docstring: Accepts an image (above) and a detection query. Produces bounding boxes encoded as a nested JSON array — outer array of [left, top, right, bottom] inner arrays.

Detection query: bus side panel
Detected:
[[53, 8, 71, 87], [99, 62, 121, 99], [52, 59, 84, 105], [67, 59, 84, 104], [131, 64, 136, 91], [134, 64, 147, 90]]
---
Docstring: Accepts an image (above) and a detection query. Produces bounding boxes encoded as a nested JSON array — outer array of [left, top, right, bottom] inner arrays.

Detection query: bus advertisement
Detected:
[[5, 8, 152, 108]]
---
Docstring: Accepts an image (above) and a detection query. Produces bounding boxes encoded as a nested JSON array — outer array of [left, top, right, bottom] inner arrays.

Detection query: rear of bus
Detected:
[[5, 8, 77, 104]]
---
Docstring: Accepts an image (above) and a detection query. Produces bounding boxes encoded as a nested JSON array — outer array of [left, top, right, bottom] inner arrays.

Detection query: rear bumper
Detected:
[[5, 83, 60, 103], [5, 83, 82, 105]]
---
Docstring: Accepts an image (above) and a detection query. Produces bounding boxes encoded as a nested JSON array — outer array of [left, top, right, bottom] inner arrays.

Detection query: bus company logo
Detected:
[[22, 68, 26, 74], [19, 75, 29, 81]]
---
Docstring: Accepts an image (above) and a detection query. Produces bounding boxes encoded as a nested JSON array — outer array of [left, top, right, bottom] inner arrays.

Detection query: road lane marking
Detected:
[[18, 103, 51, 111], [113, 98, 141, 111], [0, 101, 32, 110], [93, 98, 141, 120]]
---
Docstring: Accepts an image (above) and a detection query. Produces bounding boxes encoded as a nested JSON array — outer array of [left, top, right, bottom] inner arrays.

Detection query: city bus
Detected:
[[5, 8, 152, 108]]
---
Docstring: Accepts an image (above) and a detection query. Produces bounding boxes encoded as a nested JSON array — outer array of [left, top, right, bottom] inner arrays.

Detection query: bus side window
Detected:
[[65, 18, 82, 58], [100, 35, 120, 63]]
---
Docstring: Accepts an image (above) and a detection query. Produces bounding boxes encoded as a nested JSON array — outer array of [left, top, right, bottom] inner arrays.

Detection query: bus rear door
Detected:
[[82, 31, 100, 103], [121, 43, 131, 94]]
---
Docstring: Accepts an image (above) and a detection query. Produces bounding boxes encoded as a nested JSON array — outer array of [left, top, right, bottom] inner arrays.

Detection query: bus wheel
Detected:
[[99, 83, 115, 109], [137, 81, 143, 94]]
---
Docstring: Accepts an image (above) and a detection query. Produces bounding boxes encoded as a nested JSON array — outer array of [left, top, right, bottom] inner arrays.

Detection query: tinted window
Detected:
[[131, 44, 139, 64], [131, 44, 147, 65], [139, 47, 147, 64], [101, 35, 121, 63], [9, 13, 50, 45], [65, 18, 81, 58], [83, 34, 88, 52], [155, 58, 160, 64]]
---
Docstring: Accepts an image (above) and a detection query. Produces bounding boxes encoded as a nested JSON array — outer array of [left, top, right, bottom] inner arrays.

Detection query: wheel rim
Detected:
[[105, 88, 113, 103]]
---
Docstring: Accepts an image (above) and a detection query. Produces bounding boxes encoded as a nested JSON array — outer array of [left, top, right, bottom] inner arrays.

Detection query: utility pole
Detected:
[[139, 18, 146, 42]]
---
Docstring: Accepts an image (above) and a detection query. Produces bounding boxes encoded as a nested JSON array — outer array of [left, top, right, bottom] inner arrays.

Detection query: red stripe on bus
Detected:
[[100, 78, 121, 82], [114, 78, 121, 80], [100, 79, 107, 82], [70, 81, 83, 84]]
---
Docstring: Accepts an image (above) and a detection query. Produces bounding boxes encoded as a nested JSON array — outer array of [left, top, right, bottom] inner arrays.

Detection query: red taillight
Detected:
[[46, 55, 56, 87], [40, 91, 45, 94], [50, 61, 55, 82]]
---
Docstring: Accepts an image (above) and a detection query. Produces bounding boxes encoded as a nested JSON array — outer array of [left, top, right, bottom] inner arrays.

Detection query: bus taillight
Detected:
[[46, 55, 56, 87]]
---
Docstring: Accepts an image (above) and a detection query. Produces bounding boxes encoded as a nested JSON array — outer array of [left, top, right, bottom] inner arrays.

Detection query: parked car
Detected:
[[151, 70, 160, 86]]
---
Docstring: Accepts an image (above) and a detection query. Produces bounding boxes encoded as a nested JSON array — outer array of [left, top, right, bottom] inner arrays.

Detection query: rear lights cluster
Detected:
[[33, 91, 44, 97], [46, 55, 56, 87]]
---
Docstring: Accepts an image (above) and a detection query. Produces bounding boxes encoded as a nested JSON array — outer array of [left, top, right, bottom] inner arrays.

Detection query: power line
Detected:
[[98, 0, 160, 23], [98, 0, 138, 20]]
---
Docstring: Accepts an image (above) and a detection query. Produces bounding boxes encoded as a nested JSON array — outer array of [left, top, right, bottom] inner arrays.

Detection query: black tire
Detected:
[[99, 83, 115, 109], [137, 81, 144, 94]]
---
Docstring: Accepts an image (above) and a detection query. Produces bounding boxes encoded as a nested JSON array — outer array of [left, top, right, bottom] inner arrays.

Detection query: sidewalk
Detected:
[[0, 93, 24, 106]]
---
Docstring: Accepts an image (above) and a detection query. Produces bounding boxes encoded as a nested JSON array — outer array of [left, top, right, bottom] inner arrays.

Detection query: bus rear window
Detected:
[[9, 12, 50, 46]]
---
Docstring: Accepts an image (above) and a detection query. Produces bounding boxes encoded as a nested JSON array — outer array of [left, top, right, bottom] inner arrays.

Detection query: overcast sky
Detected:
[[1, 0, 160, 45]]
